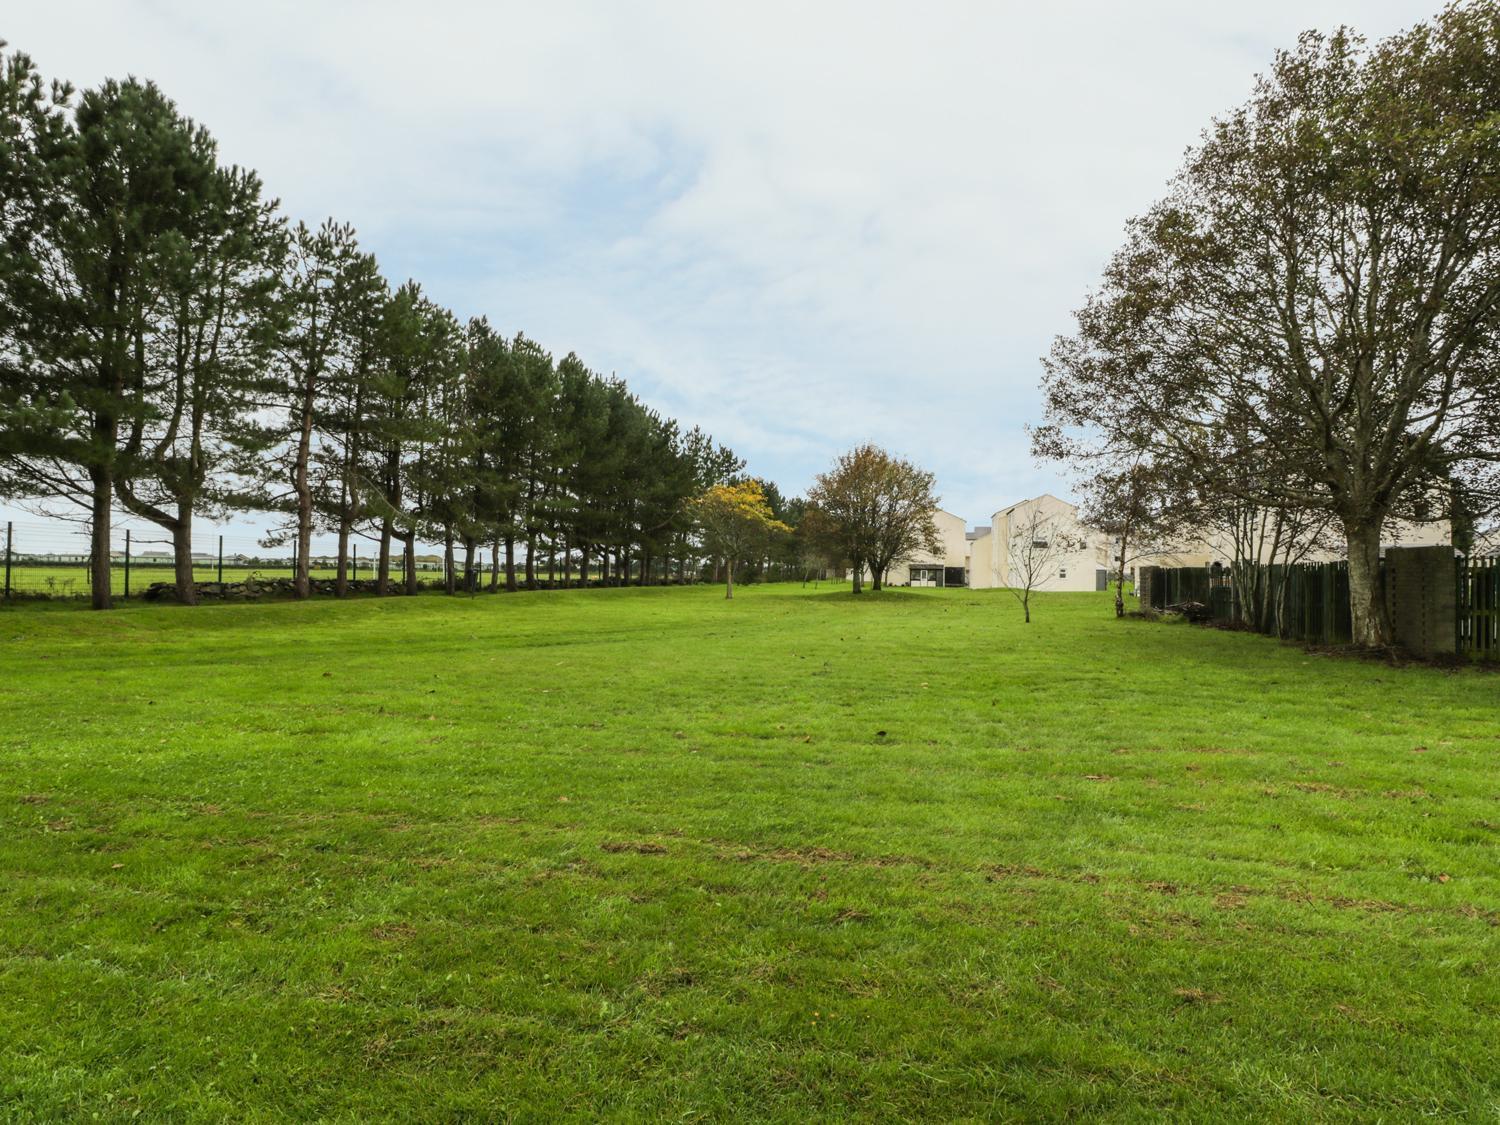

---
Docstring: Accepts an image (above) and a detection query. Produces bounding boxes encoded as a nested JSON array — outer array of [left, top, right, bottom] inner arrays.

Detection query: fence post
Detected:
[[3, 521, 10, 602], [218, 535, 224, 584], [124, 528, 131, 600]]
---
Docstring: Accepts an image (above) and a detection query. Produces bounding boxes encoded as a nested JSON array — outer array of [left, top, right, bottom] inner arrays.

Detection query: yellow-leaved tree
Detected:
[[692, 481, 791, 599]]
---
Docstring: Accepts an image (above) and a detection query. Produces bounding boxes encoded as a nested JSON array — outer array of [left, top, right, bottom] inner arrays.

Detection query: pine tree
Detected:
[[113, 164, 286, 604], [2, 75, 220, 608]]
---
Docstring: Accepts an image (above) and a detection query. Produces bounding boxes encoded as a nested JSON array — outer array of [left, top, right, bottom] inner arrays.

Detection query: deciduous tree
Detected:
[[1043, 4, 1500, 645], [692, 480, 789, 599], [807, 444, 939, 593]]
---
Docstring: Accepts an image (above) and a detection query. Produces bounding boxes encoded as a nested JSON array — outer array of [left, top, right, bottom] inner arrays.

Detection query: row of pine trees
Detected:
[[0, 45, 743, 607]]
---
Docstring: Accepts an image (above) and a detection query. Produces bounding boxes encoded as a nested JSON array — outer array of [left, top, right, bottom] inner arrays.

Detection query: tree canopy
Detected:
[[1038, 2, 1500, 644], [806, 444, 940, 593], [0, 41, 750, 607], [692, 480, 791, 599]]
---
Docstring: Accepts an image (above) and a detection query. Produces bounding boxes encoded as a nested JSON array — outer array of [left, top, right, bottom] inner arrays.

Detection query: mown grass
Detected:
[[1, 584, 1497, 1121]]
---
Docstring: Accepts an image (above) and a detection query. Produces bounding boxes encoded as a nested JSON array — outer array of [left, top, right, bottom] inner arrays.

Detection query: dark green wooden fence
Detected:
[[1149, 560, 1353, 644], [1153, 554, 1499, 658], [1149, 566, 1227, 610], [1273, 561, 1353, 645], [1458, 556, 1499, 660]]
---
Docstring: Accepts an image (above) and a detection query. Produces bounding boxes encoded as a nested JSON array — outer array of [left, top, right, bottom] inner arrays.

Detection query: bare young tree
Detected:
[[1005, 507, 1085, 623]]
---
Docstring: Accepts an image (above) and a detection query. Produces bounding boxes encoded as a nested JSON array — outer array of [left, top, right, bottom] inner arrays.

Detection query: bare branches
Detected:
[[1004, 506, 1086, 623]]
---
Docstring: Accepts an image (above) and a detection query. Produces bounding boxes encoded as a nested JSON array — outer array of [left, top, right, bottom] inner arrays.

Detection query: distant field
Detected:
[[1, 585, 1497, 1119], [4, 565, 443, 597]]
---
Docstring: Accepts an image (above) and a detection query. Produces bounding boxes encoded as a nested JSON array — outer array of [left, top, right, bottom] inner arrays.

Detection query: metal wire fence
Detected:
[[0, 515, 448, 600]]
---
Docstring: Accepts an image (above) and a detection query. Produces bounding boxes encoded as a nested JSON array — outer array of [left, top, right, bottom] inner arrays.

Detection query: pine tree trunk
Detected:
[[172, 496, 197, 606], [295, 501, 313, 600], [525, 531, 536, 590], [336, 516, 351, 598], [443, 532, 456, 595], [489, 540, 500, 591], [725, 561, 734, 599], [579, 544, 590, 588], [89, 468, 113, 611], [293, 367, 315, 600], [377, 517, 392, 596], [378, 446, 400, 596], [404, 531, 418, 595], [505, 534, 517, 591], [1114, 522, 1131, 620]]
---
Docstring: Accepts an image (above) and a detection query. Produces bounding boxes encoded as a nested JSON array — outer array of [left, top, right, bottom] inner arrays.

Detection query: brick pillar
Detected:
[[1138, 565, 1159, 611], [1385, 546, 1457, 658]]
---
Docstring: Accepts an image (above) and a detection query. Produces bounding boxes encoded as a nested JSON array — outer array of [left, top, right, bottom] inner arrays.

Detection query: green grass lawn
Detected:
[[2, 584, 1497, 1120]]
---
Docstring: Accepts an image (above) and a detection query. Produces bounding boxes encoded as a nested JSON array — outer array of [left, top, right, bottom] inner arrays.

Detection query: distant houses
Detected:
[[14, 551, 93, 565], [1131, 519, 1450, 573], [887, 494, 1111, 592], [16, 549, 275, 567], [889, 492, 1453, 592]]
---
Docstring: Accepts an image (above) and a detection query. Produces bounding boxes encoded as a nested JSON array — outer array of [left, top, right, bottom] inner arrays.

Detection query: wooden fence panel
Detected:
[[1154, 560, 1351, 644], [1459, 556, 1499, 660], [1156, 554, 1500, 658]]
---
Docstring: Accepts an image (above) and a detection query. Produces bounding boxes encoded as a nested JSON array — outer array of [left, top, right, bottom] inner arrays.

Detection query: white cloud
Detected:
[[7, 0, 1438, 528]]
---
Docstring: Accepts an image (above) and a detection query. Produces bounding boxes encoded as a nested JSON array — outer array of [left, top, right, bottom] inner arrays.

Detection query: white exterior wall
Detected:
[[1134, 516, 1452, 573], [887, 508, 970, 585], [989, 494, 1109, 593], [968, 531, 994, 589]]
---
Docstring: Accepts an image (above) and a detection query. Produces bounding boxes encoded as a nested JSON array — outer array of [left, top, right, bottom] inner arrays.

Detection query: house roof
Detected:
[[994, 492, 1077, 519]]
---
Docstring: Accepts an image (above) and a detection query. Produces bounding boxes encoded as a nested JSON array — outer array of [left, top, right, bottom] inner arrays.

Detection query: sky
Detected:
[[4, 0, 1439, 544]]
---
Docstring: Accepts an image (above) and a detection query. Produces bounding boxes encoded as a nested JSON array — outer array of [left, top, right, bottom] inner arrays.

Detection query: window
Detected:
[[1032, 539, 1049, 549], [1059, 567, 1068, 579]]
